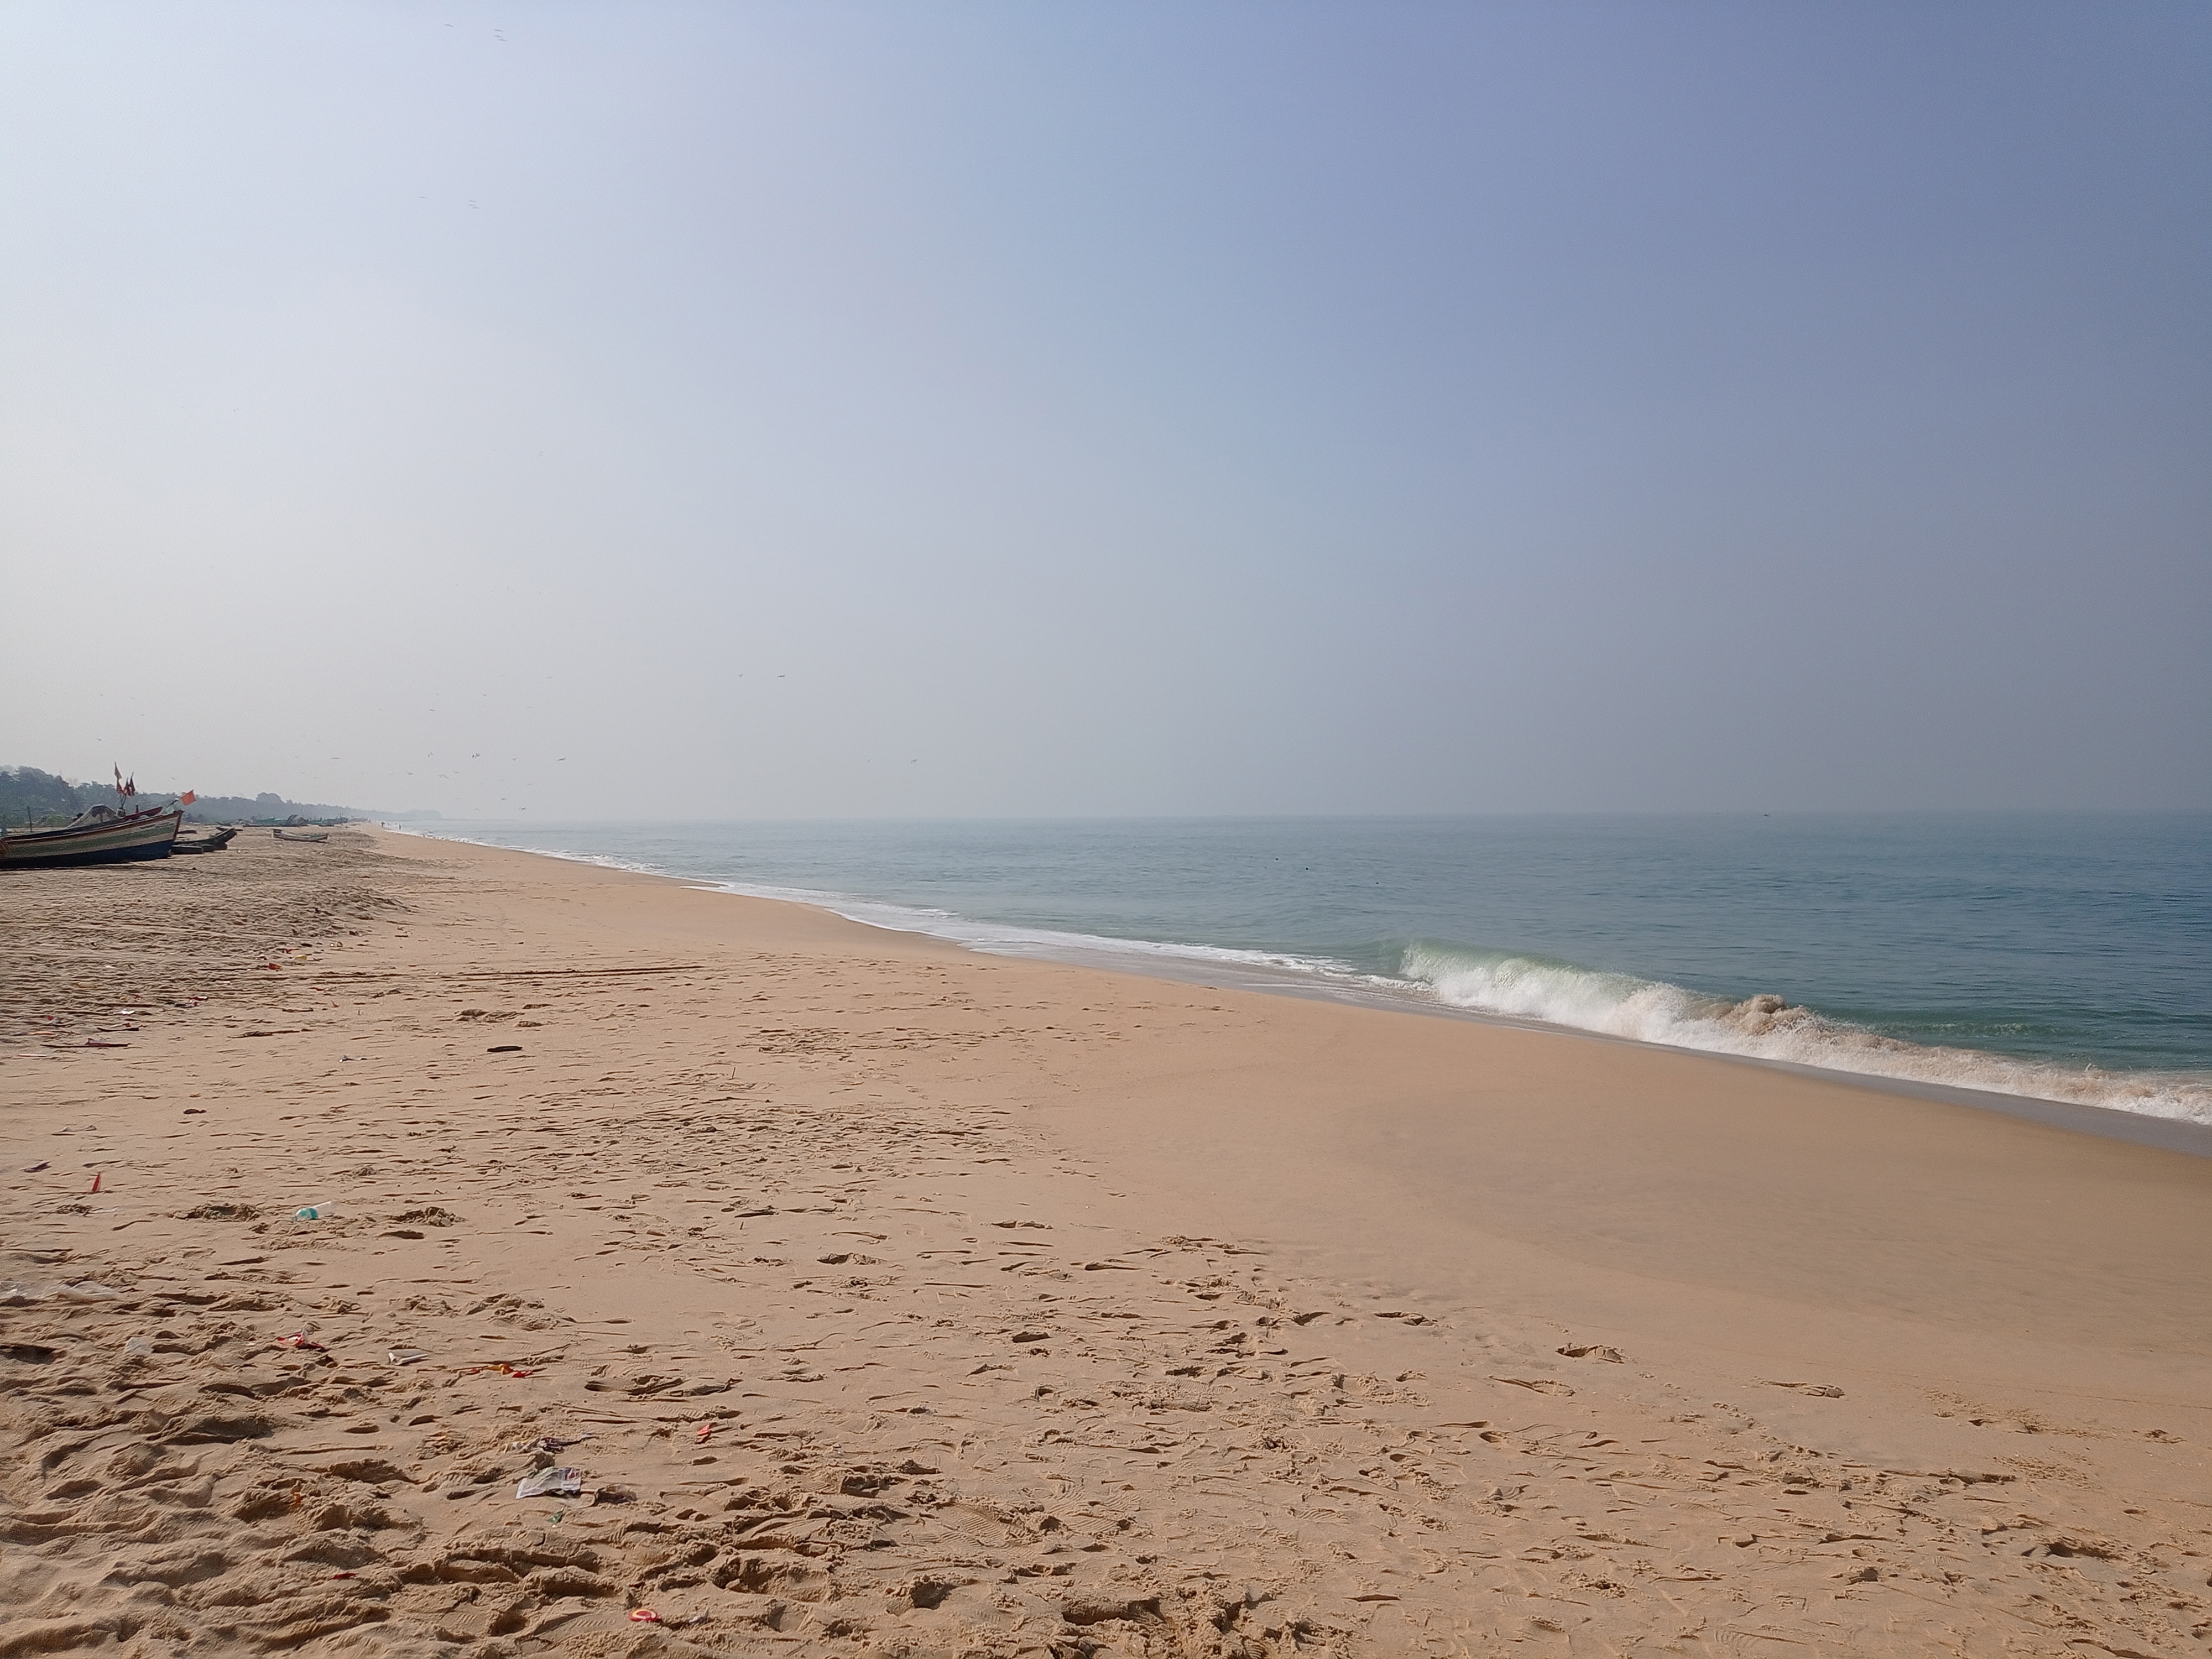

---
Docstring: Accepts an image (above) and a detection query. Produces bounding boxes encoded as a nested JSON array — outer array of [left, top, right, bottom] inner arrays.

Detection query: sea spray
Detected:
[[390, 813, 2212, 1128], [1397, 941, 2212, 1124]]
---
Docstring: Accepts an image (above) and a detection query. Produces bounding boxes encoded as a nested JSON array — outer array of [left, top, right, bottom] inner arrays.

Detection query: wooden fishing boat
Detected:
[[171, 825, 240, 854], [273, 828, 328, 843], [0, 806, 183, 868]]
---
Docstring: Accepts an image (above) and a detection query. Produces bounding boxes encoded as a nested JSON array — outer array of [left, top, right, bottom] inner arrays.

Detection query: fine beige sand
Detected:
[[4, 827, 2209, 1658]]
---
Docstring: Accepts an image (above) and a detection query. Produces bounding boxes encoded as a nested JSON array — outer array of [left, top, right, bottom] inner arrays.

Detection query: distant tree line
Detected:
[[0, 766, 418, 828]]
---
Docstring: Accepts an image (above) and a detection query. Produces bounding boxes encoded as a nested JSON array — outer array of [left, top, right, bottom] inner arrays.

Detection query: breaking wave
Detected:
[[383, 825, 2211, 1128], [1397, 942, 2212, 1125]]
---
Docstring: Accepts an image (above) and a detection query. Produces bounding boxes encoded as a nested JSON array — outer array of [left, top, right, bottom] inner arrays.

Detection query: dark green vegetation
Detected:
[[0, 766, 407, 827]]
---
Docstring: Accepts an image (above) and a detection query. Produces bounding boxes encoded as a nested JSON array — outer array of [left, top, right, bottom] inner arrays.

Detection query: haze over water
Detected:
[[8, 8, 2206, 1132], [5, 7, 2206, 823], [405, 813, 2212, 1125]]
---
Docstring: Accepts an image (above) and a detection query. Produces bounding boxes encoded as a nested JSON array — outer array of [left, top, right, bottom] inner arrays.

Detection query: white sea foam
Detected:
[[767, 895, 2212, 1125], [706, 880, 1363, 980], [387, 825, 1361, 977], [1397, 943, 2212, 1125], [385, 823, 2211, 1128]]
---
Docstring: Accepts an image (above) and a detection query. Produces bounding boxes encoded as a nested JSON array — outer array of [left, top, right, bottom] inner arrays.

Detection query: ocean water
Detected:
[[398, 813, 2212, 1125]]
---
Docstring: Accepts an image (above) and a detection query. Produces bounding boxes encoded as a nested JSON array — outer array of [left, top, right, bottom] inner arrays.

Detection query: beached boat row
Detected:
[[174, 825, 241, 854], [1, 808, 339, 864], [0, 770, 281, 867], [0, 811, 296, 867], [0, 804, 185, 867]]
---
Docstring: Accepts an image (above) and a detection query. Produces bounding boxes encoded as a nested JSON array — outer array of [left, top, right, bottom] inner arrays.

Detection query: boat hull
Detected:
[[171, 825, 240, 854], [0, 809, 184, 868]]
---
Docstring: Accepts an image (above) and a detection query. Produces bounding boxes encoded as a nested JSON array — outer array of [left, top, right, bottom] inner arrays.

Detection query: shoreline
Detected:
[[8, 824, 2209, 1656], [386, 821, 2212, 1159]]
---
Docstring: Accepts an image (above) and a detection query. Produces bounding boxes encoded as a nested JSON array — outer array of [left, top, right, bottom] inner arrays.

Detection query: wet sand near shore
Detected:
[[4, 827, 2209, 1657]]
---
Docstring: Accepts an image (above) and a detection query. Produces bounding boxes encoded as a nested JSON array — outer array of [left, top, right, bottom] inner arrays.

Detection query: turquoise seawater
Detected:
[[399, 813, 2211, 1123]]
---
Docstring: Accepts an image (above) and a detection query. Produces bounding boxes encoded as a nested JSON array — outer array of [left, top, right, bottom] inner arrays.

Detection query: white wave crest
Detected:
[[382, 826, 2210, 1129], [1399, 944, 2212, 1125]]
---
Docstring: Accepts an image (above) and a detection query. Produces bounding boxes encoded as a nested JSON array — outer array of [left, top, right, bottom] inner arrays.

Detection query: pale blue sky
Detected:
[[3, 2, 2205, 816]]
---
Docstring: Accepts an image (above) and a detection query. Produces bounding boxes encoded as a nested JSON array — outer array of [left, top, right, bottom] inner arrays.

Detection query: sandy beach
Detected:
[[4, 826, 2209, 1658]]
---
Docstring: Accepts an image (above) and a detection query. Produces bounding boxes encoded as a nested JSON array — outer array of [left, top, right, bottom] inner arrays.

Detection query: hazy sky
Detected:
[[3, 3, 2206, 818]]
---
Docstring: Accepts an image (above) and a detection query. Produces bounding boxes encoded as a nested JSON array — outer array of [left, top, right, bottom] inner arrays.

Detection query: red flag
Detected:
[[180, 791, 196, 806]]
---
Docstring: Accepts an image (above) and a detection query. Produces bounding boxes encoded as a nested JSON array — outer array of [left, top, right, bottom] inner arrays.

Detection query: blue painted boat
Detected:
[[0, 805, 183, 868]]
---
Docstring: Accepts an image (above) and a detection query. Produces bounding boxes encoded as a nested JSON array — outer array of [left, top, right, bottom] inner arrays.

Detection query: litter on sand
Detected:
[[274, 1333, 327, 1352], [515, 1467, 586, 1500], [294, 1206, 322, 1220], [629, 1609, 660, 1623], [388, 1349, 429, 1366]]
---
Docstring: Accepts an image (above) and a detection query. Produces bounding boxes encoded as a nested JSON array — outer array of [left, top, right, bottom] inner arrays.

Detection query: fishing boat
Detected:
[[273, 828, 328, 843], [0, 770, 192, 869], [171, 825, 240, 854], [0, 805, 183, 868]]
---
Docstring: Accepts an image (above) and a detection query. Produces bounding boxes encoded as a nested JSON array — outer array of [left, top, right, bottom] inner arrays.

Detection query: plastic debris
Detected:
[[629, 1609, 660, 1623], [90, 1173, 102, 1194], [23, 1162, 48, 1173], [295, 1206, 321, 1220], [388, 1349, 428, 1366], [274, 1333, 327, 1352], [488, 1044, 522, 1053], [124, 1335, 154, 1357], [515, 1467, 586, 1500], [695, 1421, 715, 1444]]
